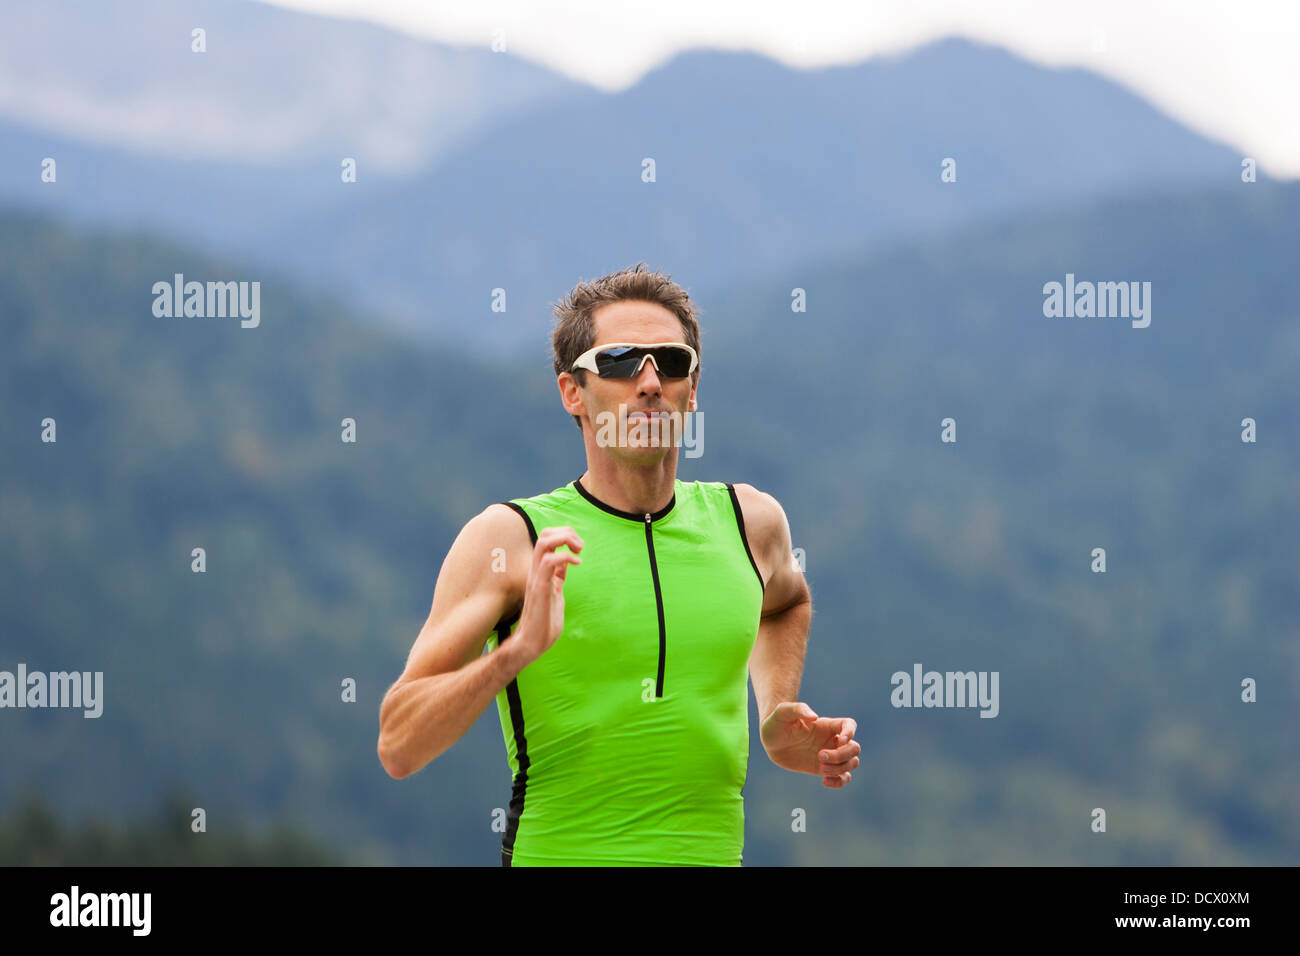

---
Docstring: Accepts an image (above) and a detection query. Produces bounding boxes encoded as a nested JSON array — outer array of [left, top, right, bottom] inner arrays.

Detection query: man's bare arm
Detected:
[[377, 504, 525, 779], [736, 483, 814, 724], [377, 505, 584, 780], [737, 484, 859, 786]]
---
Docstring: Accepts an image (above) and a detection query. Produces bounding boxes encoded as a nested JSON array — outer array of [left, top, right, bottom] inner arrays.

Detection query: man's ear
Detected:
[[558, 371, 586, 417]]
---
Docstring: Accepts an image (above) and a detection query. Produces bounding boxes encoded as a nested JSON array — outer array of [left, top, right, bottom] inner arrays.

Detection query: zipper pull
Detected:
[[645, 513, 652, 524]]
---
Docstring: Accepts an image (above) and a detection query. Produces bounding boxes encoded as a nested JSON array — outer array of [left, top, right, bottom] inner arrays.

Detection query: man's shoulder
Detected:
[[725, 482, 794, 560], [726, 481, 783, 528], [466, 501, 536, 545], [503, 480, 580, 507], [479, 481, 581, 540]]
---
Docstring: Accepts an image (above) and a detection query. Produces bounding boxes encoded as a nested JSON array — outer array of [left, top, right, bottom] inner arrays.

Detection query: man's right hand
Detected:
[[508, 526, 583, 669]]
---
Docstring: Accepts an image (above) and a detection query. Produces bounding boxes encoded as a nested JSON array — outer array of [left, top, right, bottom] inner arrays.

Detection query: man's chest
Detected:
[[518, 522, 763, 704]]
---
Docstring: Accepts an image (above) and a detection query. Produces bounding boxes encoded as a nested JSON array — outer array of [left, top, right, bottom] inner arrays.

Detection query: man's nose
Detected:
[[635, 356, 662, 392]]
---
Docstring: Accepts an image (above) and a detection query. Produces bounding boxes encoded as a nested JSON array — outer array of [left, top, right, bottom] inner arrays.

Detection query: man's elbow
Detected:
[[794, 578, 813, 617], [377, 683, 413, 779], [377, 735, 410, 780], [378, 729, 446, 779]]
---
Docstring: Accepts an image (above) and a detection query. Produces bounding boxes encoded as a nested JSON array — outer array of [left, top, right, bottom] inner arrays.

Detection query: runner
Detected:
[[377, 263, 860, 865]]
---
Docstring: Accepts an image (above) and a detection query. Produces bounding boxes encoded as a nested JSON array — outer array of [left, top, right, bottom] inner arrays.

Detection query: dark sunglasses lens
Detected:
[[651, 347, 692, 377], [594, 346, 644, 378], [594, 346, 692, 378]]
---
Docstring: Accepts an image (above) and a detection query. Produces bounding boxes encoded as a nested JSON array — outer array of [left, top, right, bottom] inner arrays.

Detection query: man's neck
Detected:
[[578, 460, 677, 517]]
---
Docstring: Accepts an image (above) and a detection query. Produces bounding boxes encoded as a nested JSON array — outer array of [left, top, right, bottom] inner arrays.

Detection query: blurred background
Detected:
[[1, 0, 1297, 865]]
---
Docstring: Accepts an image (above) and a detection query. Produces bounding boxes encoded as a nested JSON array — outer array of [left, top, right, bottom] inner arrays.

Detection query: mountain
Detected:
[[0, 208, 577, 865], [0, 0, 586, 173], [0, 17, 1255, 354], [697, 179, 1300, 863], [1, 176, 1296, 864], [281, 36, 1244, 351]]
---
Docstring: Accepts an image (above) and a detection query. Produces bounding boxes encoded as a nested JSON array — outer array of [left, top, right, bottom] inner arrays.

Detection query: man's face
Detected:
[[560, 300, 698, 459]]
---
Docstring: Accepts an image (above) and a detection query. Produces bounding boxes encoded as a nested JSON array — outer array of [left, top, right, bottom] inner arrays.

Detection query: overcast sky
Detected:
[[255, 0, 1300, 179]]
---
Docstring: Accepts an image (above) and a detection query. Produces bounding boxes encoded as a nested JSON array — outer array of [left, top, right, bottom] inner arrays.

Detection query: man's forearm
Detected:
[[749, 596, 812, 724], [378, 640, 527, 779]]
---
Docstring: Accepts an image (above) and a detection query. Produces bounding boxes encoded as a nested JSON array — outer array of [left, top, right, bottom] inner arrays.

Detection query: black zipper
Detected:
[[645, 512, 667, 698]]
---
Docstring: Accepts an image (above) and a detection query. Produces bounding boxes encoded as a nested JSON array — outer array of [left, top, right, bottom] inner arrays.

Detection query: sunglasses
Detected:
[[570, 342, 699, 379]]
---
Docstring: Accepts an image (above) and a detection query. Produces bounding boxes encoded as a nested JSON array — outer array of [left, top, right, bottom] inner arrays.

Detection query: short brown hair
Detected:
[[550, 262, 702, 431]]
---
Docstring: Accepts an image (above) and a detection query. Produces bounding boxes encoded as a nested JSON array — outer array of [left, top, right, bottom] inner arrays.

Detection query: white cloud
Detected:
[[256, 0, 1300, 178]]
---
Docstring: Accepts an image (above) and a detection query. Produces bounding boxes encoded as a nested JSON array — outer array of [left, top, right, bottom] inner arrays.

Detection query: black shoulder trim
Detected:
[[486, 522, 530, 868], [495, 500, 534, 865], [726, 482, 765, 594], [499, 500, 538, 545], [496, 613, 529, 866]]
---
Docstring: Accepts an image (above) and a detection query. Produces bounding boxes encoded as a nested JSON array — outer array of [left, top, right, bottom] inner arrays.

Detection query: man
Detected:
[[377, 263, 860, 866]]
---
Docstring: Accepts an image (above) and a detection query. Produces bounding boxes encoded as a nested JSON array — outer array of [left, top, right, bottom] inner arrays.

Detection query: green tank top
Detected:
[[488, 476, 766, 866]]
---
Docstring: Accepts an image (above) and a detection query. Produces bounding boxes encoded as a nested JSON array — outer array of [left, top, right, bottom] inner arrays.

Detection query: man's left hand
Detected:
[[760, 701, 860, 788]]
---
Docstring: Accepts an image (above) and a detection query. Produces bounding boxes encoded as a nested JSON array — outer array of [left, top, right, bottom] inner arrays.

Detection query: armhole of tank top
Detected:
[[499, 500, 538, 546], [725, 483, 766, 594], [493, 501, 538, 636]]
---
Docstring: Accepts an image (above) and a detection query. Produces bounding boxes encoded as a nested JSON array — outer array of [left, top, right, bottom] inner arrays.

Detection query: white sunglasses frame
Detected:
[[569, 342, 699, 378]]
